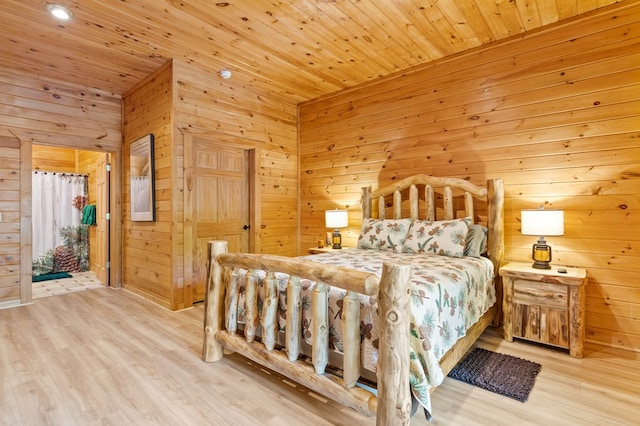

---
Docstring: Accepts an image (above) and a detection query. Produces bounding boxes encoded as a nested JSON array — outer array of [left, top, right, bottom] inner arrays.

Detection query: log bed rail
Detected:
[[202, 176, 504, 425]]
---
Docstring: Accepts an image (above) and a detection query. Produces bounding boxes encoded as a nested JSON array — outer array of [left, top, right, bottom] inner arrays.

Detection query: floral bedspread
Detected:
[[233, 248, 495, 419]]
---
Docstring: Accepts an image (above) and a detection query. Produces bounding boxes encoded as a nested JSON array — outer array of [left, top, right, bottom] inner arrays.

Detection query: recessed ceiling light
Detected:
[[220, 69, 232, 79], [47, 4, 73, 20]]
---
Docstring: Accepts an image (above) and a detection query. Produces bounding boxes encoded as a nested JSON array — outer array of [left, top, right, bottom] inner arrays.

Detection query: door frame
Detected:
[[182, 132, 260, 307], [19, 139, 122, 305]]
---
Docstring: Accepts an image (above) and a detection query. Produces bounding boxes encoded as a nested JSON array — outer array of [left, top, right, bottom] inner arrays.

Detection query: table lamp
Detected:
[[325, 209, 348, 249], [521, 207, 564, 269]]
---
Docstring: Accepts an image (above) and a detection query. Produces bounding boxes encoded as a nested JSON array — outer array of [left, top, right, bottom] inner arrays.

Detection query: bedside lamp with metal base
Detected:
[[521, 207, 564, 269], [325, 209, 348, 249]]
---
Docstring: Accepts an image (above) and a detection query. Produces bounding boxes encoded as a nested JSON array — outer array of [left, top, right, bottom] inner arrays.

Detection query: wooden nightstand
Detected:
[[308, 247, 353, 254], [499, 262, 588, 357]]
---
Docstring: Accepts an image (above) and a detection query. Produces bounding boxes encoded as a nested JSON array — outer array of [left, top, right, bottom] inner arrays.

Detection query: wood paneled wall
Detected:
[[173, 59, 299, 256], [32, 145, 76, 172], [299, 4, 640, 351], [120, 57, 299, 310], [0, 137, 20, 306], [0, 71, 122, 307], [122, 61, 175, 309], [77, 150, 102, 274], [0, 69, 122, 152]]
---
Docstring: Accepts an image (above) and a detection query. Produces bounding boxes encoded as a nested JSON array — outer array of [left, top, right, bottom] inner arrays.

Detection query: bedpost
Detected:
[[487, 179, 505, 326], [376, 261, 412, 426], [362, 186, 372, 219], [202, 240, 228, 362]]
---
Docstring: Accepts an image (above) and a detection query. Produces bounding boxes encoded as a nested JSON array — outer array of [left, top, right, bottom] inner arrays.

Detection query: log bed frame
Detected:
[[202, 175, 504, 425]]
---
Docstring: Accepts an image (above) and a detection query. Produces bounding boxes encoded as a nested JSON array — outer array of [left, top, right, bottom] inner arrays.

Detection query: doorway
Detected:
[[31, 145, 112, 290]]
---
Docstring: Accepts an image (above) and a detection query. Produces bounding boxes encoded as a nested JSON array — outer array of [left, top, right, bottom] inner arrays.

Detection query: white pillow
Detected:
[[402, 218, 471, 257], [357, 218, 412, 253]]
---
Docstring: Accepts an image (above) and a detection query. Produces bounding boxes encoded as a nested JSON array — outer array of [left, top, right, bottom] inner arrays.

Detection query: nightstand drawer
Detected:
[[513, 279, 568, 309]]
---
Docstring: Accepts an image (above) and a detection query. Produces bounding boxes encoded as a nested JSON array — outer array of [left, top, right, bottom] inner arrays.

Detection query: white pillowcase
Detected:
[[357, 218, 412, 253], [402, 218, 471, 257]]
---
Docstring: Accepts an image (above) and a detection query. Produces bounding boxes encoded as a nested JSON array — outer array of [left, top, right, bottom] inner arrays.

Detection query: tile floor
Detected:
[[32, 271, 104, 299]]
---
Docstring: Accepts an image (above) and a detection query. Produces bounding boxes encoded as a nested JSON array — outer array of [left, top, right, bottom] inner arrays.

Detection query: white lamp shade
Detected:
[[521, 209, 564, 236], [325, 209, 348, 229]]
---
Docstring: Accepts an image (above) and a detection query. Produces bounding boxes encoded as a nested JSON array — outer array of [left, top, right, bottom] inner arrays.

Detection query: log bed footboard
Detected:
[[202, 240, 413, 425]]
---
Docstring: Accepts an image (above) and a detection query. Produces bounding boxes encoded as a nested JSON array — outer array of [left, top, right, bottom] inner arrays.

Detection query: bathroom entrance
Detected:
[[31, 145, 112, 289]]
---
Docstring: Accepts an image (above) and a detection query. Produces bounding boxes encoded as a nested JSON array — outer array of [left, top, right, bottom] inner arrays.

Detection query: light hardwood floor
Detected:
[[1, 287, 638, 425]]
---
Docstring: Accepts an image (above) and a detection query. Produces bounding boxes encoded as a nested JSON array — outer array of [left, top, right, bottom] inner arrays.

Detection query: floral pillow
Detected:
[[357, 218, 412, 253], [402, 217, 471, 257]]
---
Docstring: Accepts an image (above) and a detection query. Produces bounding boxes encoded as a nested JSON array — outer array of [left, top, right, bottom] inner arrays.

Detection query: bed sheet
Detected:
[[233, 248, 495, 419]]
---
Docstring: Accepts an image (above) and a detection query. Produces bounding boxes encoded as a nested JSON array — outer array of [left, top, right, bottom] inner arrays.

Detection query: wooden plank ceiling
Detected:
[[0, 0, 623, 103]]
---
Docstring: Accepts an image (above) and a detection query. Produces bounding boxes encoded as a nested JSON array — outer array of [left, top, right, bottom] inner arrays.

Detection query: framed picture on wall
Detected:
[[130, 133, 155, 222]]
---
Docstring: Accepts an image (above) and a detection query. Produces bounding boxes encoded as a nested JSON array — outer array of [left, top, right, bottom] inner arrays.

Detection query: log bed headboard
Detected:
[[361, 175, 505, 274]]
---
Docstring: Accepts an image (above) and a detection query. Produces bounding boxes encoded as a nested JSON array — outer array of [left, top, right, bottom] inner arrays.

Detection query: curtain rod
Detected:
[[32, 170, 88, 178]]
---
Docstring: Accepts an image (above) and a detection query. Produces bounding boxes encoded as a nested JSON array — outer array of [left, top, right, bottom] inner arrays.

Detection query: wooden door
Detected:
[[94, 153, 108, 285], [185, 136, 250, 303]]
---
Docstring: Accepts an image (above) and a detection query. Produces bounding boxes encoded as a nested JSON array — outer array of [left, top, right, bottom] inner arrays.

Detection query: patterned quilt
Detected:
[[234, 248, 495, 419]]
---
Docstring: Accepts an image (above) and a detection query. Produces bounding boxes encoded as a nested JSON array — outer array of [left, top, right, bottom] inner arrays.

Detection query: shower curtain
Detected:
[[32, 171, 89, 274]]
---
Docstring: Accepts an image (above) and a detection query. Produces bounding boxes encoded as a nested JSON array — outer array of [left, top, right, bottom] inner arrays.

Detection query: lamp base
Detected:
[[531, 241, 552, 270], [531, 260, 551, 269], [332, 229, 342, 249]]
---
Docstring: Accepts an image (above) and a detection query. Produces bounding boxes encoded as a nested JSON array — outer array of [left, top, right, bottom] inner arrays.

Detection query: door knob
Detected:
[[243, 224, 250, 230]]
